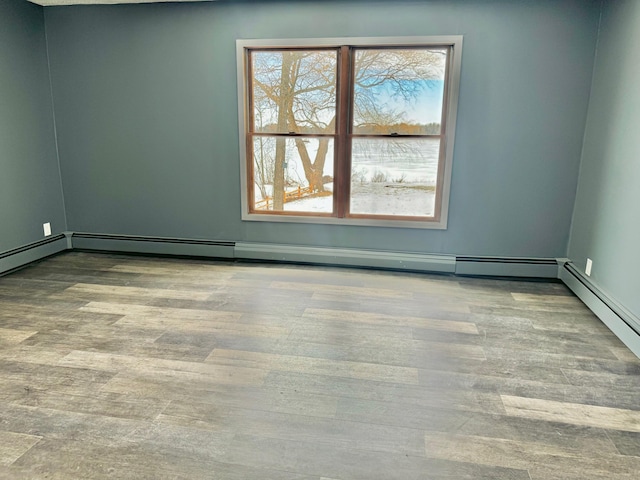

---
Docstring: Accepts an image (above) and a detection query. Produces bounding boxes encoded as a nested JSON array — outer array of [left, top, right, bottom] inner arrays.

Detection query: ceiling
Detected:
[[29, 0, 213, 5]]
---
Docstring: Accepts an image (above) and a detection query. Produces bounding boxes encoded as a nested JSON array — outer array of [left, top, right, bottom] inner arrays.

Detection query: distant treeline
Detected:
[[353, 122, 441, 135]]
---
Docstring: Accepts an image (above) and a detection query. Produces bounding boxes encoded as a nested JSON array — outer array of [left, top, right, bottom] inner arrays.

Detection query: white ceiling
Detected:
[[29, 0, 213, 5]]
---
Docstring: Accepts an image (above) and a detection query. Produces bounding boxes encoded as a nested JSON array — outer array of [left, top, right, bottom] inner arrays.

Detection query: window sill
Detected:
[[241, 212, 448, 229]]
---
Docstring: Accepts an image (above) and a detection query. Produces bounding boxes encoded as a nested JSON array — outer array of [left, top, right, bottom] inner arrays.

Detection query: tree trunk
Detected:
[[293, 117, 335, 193], [273, 53, 294, 210], [294, 138, 317, 191], [312, 137, 330, 191], [273, 137, 286, 209], [256, 137, 269, 201]]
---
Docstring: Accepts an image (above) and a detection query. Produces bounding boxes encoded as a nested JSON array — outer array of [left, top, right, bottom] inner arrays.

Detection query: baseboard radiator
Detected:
[[560, 263, 640, 358], [70, 232, 235, 259], [2, 233, 564, 278], [0, 234, 68, 276]]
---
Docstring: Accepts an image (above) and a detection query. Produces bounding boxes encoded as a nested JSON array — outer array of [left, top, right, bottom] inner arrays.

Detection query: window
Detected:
[[236, 36, 462, 229]]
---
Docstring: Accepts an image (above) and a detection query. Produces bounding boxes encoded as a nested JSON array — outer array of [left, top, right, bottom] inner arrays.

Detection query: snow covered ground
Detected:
[[284, 182, 436, 217], [255, 139, 439, 216]]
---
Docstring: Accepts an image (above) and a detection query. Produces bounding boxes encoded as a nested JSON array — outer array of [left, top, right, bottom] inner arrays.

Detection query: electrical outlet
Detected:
[[43, 222, 51, 237], [585, 258, 593, 276]]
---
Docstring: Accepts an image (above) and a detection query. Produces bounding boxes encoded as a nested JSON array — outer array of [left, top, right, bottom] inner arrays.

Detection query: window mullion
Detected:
[[335, 45, 352, 218]]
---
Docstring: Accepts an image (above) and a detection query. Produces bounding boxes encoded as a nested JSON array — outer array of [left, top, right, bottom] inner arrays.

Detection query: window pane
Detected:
[[252, 136, 334, 213], [350, 138, 440, 217], [252, 50, 337, 134], [353, 48, 447, 135]]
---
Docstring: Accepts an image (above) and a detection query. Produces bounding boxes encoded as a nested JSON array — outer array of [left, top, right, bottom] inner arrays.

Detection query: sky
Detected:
[[371, 79, 445, 125]]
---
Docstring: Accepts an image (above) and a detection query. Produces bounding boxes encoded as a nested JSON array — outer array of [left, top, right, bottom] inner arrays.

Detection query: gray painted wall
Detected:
[[567, 0, 640, 318], [44, 0, 599, 257], [0, 0, 66, 253]]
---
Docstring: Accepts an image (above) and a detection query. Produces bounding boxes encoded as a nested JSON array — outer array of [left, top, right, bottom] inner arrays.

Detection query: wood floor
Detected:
[[1, 251, 639, 479]]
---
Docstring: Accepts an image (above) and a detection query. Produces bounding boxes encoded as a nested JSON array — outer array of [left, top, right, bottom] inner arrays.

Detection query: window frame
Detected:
[[236, 36, 463, 229]]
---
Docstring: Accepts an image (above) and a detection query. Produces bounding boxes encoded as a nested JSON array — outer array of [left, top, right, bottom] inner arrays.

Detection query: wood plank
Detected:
[[206, 349, 420, 385], [302, 307, 479, 334], [59, 350, 267, 386], [424, 432, 640, 479], [63, 283, 212, 301], [0, 431, 41, 466], [0, 328, 38, 345], [270, 281, 413, 299], [501, 395, 640, 432]]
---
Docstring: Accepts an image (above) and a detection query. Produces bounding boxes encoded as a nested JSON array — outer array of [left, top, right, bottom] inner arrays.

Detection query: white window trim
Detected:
[[236, 35, 463, 230]]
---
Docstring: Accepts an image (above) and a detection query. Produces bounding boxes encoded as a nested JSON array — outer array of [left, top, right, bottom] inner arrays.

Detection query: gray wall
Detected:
[[567, 0, 640, 317], [0, 0, 66, 252], [45, 0, 600, 257]]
